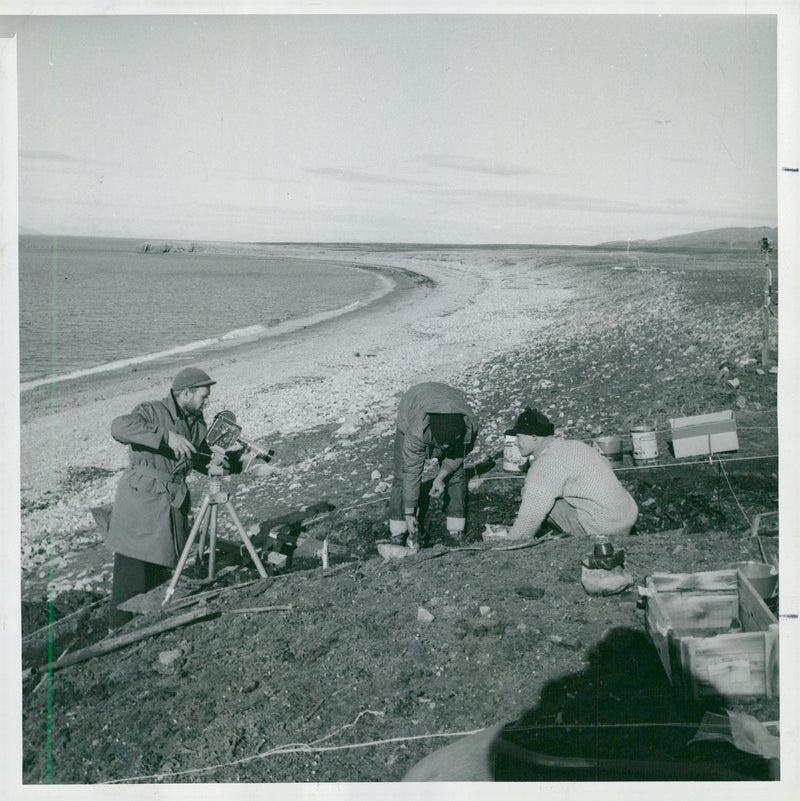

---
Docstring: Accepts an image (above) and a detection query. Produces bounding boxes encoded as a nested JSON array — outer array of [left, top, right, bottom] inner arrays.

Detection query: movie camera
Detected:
[[206, 410, 275, 473]]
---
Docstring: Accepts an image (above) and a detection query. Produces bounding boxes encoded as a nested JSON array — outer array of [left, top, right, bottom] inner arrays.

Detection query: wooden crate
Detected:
[[668, 410, 739, 458], [644, 569, 779, 699]]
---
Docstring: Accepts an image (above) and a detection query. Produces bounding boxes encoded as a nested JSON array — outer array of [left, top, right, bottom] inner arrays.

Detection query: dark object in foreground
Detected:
[[495, 627, 776, 781], [492, 724, 774, 781], [404, 628, 777, 781]]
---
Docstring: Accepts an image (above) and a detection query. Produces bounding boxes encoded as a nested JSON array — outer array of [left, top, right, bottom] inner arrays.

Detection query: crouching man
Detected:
[[388, 382, 479, 549], [499, 408, 638, 558]]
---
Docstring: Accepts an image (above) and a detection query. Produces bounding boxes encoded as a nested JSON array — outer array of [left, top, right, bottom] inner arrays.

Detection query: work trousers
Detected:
[[388, 430, 466, 523], [109, 552, 172, 630], [546, 499, 635, 541]]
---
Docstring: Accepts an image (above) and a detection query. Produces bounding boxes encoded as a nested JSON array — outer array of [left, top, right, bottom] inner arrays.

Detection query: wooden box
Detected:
[[668, 410, 739, 458], [644, 569, 779, 699]]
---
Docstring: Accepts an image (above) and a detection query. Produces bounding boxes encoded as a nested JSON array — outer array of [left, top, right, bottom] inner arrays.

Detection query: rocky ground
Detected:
[[17, 243, 782, 785]]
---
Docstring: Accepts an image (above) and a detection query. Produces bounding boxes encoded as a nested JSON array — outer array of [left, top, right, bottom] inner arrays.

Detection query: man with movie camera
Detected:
[[106, 366, 241, 629]]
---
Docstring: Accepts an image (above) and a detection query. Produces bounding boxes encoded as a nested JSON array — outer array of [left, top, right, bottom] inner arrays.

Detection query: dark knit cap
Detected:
[[428, 413, 466, 445], [511, 407, 554, 437], [172, 367, 216, 392]]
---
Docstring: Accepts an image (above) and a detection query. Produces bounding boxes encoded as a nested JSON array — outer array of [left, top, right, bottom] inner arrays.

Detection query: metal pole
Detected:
[[761, 249, 771, 366]]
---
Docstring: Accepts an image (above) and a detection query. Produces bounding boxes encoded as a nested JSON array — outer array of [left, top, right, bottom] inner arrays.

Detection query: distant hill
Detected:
[[595, 226, 777, 251]]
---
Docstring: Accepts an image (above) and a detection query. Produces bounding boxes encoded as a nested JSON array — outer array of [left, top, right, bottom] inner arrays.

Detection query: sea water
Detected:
[[18, 236, 386, 385]]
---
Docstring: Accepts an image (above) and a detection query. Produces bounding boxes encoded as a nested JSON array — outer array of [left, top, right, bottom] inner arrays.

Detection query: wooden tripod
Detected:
[[163, 472, 267, 605]]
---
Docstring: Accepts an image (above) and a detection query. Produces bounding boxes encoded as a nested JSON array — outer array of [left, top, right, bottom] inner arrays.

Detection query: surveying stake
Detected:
[[760, 237, 774, 367], [163, 413, 270, 605]]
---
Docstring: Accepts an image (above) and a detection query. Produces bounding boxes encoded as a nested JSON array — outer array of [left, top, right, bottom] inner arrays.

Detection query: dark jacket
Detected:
[[395, 382, 479, 509], [106, 392, 210, 567]]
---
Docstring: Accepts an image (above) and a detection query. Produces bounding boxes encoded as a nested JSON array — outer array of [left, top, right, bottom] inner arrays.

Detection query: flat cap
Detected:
[[172, 367, 216, 392]]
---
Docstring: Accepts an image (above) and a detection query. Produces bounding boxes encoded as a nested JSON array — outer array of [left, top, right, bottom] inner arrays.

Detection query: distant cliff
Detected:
[[595, 226, 778, 251]]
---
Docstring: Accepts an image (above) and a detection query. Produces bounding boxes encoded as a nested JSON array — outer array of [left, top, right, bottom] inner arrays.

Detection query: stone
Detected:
[[154, 648, 184, 674], [267, 552, 288, 568], [335, 416, 359, 437]]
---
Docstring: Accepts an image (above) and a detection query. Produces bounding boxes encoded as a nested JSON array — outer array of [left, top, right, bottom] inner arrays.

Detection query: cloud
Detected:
[[429, 184, 759, 221], [303, 167, 433, 187], [19, 150, 98, 165], [423, 155, 544, 177], [665, 155, 710, 166]]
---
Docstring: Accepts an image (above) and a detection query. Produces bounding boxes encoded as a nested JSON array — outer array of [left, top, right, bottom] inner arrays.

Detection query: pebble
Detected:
[[155, 649, 184, 674]]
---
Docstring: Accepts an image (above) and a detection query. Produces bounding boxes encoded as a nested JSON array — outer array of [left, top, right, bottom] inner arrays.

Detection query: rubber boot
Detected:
[[389, 519, 407, 545], [446, 516, 466, 543]]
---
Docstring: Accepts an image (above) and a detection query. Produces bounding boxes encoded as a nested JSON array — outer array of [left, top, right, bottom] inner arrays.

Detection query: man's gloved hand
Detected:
[[482, 523, 511, 541], [430, 476, 446, 498]]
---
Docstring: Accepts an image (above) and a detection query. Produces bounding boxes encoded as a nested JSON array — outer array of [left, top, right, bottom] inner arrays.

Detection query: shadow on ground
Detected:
[[490, 627, 776, 781]]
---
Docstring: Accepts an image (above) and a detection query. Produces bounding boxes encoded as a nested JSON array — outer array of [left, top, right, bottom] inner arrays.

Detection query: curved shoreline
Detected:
[[20, 256, 426, 393], [18, 255, 434, 424], [18, 244, 576, 520]]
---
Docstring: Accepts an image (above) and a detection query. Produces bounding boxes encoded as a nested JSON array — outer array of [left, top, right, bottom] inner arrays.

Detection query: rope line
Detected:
[[715, 457, 752, 526], [612, 453, 778, 473], [473, 453, 778, 481], [105, 710, 482, 783], [104, 712, 777, 784]]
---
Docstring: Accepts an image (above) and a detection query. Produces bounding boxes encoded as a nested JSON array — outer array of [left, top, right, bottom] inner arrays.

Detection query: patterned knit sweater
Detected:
[[509, 439, 638, 539]]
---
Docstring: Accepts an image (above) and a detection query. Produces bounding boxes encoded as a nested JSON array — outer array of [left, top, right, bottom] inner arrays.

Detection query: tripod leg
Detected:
[[164, 494, 212, 605], [208, 504, 218, 581], [225, 501, 268, 578], [196, 510, 211, 570]]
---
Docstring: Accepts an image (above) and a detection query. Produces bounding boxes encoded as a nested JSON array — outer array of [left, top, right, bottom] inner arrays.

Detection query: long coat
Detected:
[[395, 382, 479, 510], [106, 392, 208, 567]]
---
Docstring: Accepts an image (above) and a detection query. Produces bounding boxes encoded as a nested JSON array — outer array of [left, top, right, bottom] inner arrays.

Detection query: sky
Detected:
[[0, 10, 782, 245]]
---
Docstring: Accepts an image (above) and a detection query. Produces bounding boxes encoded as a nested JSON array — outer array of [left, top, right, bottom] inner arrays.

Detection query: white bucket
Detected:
[[631, 426, 658, 464], [503, 433, 526, 472], [593, 435, 623, 463]]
